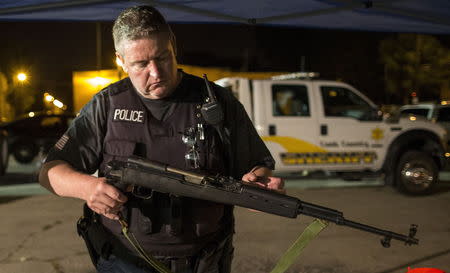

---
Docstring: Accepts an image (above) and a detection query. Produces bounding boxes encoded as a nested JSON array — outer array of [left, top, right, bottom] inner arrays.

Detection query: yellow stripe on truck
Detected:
[[262, 136, 377, 165], [261, 136, 327, 153], [281, 152, 377, 165]]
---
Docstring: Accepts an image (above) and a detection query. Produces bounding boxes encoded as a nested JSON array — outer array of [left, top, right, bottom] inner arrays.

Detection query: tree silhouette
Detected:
[[380, 34, 450, 104], [0, 72, 14, 122]]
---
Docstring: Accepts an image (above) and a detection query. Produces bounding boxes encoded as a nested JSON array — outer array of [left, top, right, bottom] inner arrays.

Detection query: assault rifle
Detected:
[[105, 156, 419, 248]]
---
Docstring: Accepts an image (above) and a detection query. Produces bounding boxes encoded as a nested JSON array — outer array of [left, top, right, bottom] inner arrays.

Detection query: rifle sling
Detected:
[[118, 217, 174, 273], [270, 219, 329, 273]]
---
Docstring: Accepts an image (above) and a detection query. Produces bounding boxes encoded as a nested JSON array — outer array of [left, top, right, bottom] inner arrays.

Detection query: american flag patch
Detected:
[[55, 134, 69, 150]]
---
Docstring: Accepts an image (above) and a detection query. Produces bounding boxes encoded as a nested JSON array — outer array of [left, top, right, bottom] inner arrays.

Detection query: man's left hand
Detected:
[[242, 170, 286, 194]]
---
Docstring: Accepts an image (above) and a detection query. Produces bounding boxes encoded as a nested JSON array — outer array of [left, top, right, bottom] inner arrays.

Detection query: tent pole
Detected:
[[96, 22, 102, 70]]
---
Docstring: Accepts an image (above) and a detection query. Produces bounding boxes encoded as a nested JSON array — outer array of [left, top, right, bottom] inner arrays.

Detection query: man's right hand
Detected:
[[39, 160, 128, 221], [86, 177, 128, 220]]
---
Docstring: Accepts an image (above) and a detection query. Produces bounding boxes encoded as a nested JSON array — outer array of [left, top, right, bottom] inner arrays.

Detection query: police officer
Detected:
[[39, 5, 284, 273]]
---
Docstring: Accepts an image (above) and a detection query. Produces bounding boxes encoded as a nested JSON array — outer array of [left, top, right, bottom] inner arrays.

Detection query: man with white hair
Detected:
[[40, 5, 284, 273]]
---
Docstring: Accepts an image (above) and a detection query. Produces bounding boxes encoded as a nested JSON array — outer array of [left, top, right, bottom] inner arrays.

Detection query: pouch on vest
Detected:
[[127, 198, 155, 235], [77, 204, 113, 266], [101, 140, 136, 175], [189, 198, 224, 237], [149, 192, 183, 236], [193, 235, 234, 273]]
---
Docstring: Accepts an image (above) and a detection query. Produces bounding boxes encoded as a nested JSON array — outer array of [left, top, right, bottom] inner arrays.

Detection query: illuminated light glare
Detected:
[[441, 101, 448, 105], [53, 99, 64, 109], [17, 73, 27, 81], [28, 112, 35, 117], [409, 116, 417, 121], [445, 153, 450, 157], [116, 57, 123, 67], [45, 94, 55, 102], [255, 125, 264, 132], [87, 76, 113, 87]]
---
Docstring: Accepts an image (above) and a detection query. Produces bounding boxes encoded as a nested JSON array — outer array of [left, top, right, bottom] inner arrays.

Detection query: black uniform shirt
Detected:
[[46, 72, 275, 178]]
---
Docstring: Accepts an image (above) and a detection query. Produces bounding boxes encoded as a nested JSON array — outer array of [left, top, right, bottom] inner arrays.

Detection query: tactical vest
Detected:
[[98, 77, 231, 257]]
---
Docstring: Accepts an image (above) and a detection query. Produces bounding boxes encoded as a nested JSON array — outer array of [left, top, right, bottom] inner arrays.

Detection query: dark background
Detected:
[[1, 21, 449, 112]]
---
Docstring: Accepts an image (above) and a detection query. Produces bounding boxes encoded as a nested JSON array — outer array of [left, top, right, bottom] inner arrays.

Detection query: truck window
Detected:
[[321, 86, 374, 120], [272, 85, 310, 117], [400, 108, 430, 118], [437, 107, 450, 122]]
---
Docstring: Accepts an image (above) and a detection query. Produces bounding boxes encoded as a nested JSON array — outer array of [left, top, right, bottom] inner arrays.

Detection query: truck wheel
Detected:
[[12, 141, 39, 164], [395, 150, 438, 195]]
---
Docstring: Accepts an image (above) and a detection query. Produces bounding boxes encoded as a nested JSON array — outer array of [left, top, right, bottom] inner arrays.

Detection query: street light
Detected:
[[43, 92, 66, 112], [17, 73, 27, 82], [13, 72, 29, 119], [53, 99, 64, 109], [44, 93, 55, 102]]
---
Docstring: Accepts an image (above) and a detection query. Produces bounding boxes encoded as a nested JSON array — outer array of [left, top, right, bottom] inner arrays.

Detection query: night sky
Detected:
[[1, 21, 449, 112]]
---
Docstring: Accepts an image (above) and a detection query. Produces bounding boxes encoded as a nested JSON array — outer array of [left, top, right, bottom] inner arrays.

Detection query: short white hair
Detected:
[[112, 5, 176, 55]]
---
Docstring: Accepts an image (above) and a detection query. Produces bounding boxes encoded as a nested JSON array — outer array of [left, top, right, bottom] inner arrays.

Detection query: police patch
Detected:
[[113, 108, 145, 123], [55, 134, 69, 150]]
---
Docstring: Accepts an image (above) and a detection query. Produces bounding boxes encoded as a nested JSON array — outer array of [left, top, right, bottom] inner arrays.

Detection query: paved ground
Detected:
[[0, 155, 449, 272], [0, 183, 449, 273]]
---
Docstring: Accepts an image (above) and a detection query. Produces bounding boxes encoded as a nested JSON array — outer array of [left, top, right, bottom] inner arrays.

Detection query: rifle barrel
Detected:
[[343, 219, 419, 245], [298, 201, 419, 246]]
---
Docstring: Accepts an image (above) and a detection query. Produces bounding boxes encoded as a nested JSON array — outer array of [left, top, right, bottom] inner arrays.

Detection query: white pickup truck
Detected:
[[216, 73, 448, 195]]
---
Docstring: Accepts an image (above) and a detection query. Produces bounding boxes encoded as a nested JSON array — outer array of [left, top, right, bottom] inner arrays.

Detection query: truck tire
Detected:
[[12, 141, 39, 164], [395, 150, 438, 195], [0, 134, 8, 175]]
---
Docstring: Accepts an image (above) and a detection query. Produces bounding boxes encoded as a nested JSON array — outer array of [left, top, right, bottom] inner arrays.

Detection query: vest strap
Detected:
[[169, 195, 182, 235]]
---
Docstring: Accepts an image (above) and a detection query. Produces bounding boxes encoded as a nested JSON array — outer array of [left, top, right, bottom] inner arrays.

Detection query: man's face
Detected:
[[117, 34, 179, 100]]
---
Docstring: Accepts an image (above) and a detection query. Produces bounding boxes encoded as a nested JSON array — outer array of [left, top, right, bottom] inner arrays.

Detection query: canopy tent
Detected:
[[0, 0, 449, 34]]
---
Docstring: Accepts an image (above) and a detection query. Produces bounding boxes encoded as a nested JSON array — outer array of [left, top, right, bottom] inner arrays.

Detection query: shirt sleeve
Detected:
[[220, 87, 275, 178], [44, 91, 108, 174]]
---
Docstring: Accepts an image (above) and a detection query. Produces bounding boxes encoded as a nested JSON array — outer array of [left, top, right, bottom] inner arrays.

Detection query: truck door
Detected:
[[314, 82, 385, 171], [255, 81, 321, 172]]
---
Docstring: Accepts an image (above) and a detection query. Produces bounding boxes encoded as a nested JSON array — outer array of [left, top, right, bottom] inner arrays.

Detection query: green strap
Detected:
[[119, 217, 327, 273], [120, 221, 173, 273], [269, 219, 329, 273]]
